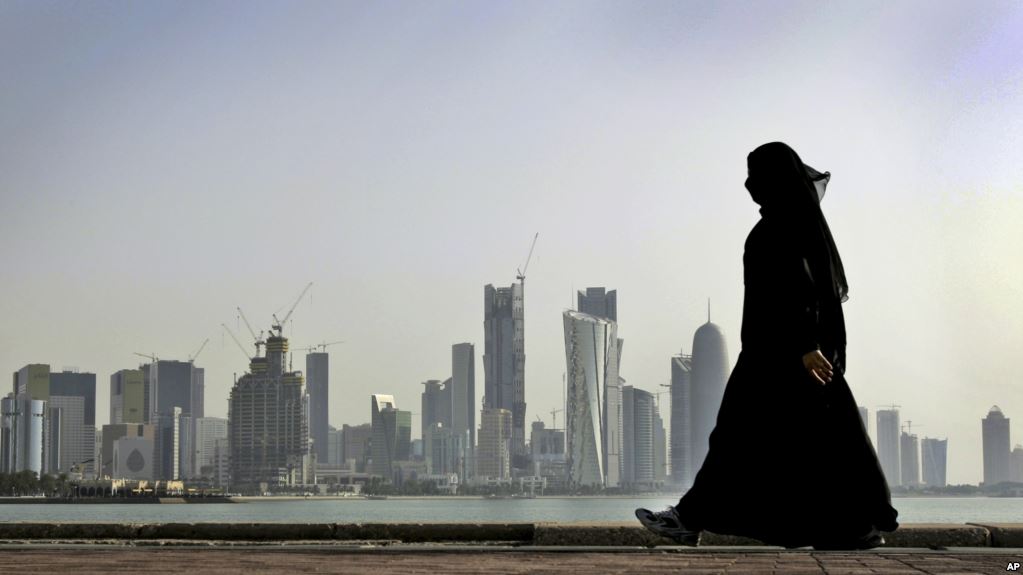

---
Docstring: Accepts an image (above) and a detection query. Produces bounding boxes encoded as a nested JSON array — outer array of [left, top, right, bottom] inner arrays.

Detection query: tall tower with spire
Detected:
[[689, 303, 730, 474]]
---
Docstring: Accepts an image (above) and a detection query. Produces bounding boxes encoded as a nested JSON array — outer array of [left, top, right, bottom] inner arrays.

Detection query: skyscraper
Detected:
[[369, 394, 411, 479], [421, 379, 451, 439], [858, 406, 870, 441], [305, 351, 329, 464], [982, 406, 1011, 486], [921, 437, 947, 487], [142, 360, 204, 422], [690, 320, 729, 474], [483, 283, 526, 461], [341, 423, 373, 472], [228, 334, 309, 490], [194, 417, 228, 478], [450, 342, 476, 474], [110, 369, 145, 424], [49, 370, 96, 475], [669, 352, 693, 487], [477, 407, 511, 480], [876, 409, 901, 487], [1011, 445, 1023, 483], [900, 430, 920, 487], [653, 410, 667, 483], [563, 310, 622, 488], [622, 386, 656, 487], [1, 394, 45, 474], [577, 287, 617, 321]]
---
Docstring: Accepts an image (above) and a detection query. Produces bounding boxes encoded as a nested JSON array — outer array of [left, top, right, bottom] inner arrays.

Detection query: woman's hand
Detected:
[[802, 349, 833, 385]]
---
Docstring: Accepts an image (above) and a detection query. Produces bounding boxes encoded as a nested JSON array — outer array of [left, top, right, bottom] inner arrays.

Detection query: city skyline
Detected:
[[3, 1, 1023, 485]]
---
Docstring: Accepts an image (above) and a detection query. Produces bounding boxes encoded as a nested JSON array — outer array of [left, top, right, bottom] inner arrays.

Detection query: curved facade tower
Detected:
[[563, 310, 622, 488], [690, 321, 730, 474]]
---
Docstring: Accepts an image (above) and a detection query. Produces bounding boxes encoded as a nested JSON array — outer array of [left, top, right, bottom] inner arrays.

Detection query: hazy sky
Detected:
[[2, 1, 1021, 485]]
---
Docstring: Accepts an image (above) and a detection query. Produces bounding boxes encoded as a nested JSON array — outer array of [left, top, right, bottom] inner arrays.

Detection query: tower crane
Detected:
[[516, 233, 539, 283], [550, 407, 563, 430], [272, 282, 313, 337], [221, 323, 253, 361], [237, 307, 265, 356], [188, 338, 209, 363], [133, 352, 158, 363]]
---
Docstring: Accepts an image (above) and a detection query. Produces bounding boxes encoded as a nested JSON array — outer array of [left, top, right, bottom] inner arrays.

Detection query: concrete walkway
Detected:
[[1, 545, 1021, 574]]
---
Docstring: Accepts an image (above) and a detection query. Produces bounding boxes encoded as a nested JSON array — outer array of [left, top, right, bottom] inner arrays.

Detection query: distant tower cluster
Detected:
[[3, 365, 96, 477]]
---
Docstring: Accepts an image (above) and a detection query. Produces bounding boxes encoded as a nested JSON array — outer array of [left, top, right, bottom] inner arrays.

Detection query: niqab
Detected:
[[744, 142, 849, 303]]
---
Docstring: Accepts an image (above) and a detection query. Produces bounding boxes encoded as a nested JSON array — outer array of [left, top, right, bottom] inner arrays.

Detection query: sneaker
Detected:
[[634, 507, 701, 545]]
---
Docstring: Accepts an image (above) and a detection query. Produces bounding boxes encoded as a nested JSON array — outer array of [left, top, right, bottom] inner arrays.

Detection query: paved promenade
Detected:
[[1, 545, 1021, 574]]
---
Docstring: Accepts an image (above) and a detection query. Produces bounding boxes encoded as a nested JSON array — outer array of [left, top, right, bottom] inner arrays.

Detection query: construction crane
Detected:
[[310, 340, 344, 353], [550, 407, 563, 430], [656, 383, 672, 410], [221, 323, 252, 361], [272, 282, 313, 337], [903, 420, 923, 435], [237, 307, 265, 356], [188, 338, 209, 363], [516, 233, 539, 282], [133, 352, 158, 364]]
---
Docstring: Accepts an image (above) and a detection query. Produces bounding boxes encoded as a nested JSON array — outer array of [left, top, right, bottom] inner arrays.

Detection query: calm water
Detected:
[[0, 497, 1020, 524]]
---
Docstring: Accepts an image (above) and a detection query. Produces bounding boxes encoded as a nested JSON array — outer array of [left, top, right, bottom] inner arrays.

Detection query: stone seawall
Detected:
[[0, 522, 1020, 547]]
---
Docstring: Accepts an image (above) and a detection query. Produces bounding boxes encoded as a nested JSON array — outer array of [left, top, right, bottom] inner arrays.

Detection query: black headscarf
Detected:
[[744, 142, 849, 303]]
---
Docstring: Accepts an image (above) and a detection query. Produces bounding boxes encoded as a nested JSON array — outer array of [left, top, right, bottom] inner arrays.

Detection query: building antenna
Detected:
[[707, 298, 711, 323]]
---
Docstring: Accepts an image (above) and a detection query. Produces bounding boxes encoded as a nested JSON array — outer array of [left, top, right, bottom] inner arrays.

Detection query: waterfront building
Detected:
[[155, 407, 183, 480], [1, 394, 45, 474], [305, 351, 329, 465], [653, 410, 667, 482], [341, 423, 372, 472], [622, 386, 656, 487], [228, 334, 309, 490], [450, 343, 476, 474], [100, 423, 154, 478], [369, 394, 411, 479], [859, 406, 870, 440], [48, 395, 88, 474], [421, 379, 451, 439], [140, 360, 204, 423], [324, 425, 342, 467], [112, 436, 153, 480], [110, 369, 146, 424], [577, 287, 617, 321], [1011, 445, 1023, 483], [194, 417, 228, 478], [982, 406, 1011, 485], [13, 364, 50, 400], [876, 409, 901, 487], [921, 437, 948, 487], [213, 437, 230, 487], [669, 352, 693, 487], [477, 407, 511, 480], [424, 422, 464, 476], [563, 310, 622, 488], [483, 283, 526, 461], [690, 319, 729, 474], [900, 431, 920, 487]]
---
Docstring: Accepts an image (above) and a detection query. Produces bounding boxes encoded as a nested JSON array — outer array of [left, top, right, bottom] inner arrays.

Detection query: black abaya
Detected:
[[674, 216, 899, 548]]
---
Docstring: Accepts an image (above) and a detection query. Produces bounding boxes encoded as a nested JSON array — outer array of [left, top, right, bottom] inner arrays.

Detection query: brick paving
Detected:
[[0, 547, 1021, 574]]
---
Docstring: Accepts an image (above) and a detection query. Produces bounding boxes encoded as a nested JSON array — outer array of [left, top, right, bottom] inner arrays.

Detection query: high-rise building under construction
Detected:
[[483, 283, 526, 461], [228, 334, 309, 490]]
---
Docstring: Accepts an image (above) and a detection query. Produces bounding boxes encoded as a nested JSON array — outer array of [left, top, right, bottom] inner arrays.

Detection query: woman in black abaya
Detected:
[[636, 142, 898, 550]]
